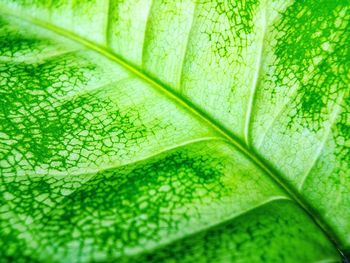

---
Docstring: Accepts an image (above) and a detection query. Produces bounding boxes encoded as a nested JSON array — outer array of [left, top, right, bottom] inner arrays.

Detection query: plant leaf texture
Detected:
[[0, 0, 349, 262]]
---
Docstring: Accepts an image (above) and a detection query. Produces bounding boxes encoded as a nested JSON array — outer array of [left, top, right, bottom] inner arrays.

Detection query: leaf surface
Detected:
[[0, 0, 349, 262]]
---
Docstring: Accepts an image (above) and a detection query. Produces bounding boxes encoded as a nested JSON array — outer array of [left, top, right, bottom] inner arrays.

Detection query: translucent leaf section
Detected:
[[0, 139, 339, 262], [6, 0, 346, 251], [0, 15, 216, 177], [125, 201, 339, 263], [0, 12, 341, 263], [250, 1, 350, 248]]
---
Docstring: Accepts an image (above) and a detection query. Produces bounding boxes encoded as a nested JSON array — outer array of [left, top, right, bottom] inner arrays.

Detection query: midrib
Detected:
[[2, 9, 342, 256]]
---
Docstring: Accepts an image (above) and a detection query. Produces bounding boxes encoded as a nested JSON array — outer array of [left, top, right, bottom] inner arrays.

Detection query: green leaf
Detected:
[[0, 0, 349, 262]]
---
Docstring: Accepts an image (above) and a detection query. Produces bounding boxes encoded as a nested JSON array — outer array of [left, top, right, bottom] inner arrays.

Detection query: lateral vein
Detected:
[[243, 3, 267, 147], [298, 90, 346, 190]]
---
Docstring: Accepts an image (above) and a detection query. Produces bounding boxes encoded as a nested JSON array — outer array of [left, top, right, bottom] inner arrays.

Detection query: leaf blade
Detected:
[[0, 1, 348, 262]]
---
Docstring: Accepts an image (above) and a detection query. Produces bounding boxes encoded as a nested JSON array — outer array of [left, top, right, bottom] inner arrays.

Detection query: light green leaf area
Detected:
[[0, 0, 349, 262]]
